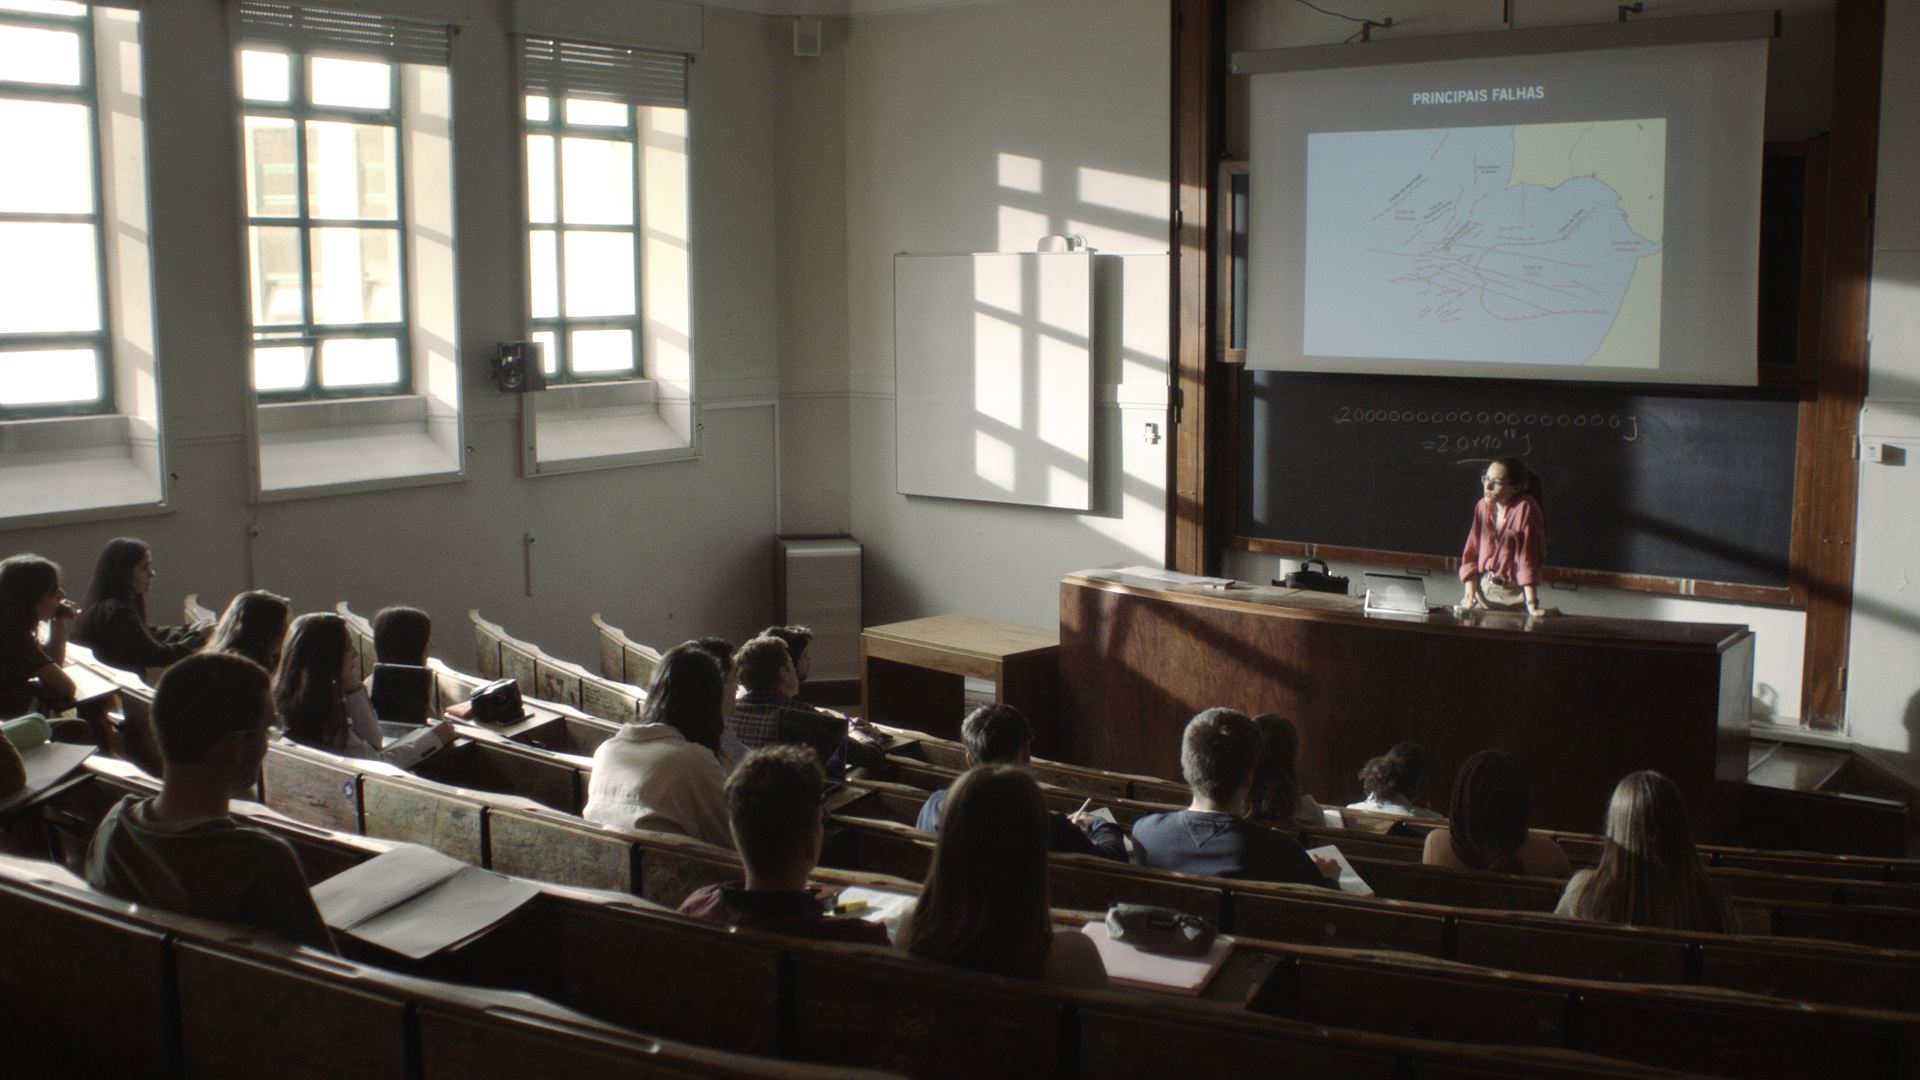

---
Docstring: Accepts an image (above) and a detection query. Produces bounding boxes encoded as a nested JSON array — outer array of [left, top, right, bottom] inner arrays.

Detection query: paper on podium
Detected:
[[312, 843, 539, 960], [1306, 844, 1374, 896], [1080, 920, 1234, 995]]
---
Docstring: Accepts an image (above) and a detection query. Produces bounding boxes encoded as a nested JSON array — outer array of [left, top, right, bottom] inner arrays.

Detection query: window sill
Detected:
[[257, 394, 463, 500], [529, 380, 695, 476], [0, 414, 166, 527]]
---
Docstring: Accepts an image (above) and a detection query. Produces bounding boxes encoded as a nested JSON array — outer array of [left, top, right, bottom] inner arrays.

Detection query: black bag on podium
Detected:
[[1279, 559, 1349, 596]]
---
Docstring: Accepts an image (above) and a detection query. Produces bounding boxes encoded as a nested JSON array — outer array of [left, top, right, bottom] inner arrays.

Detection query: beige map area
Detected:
[[1507, 118, 1666, 240], [1507, 118, 1666, 368]]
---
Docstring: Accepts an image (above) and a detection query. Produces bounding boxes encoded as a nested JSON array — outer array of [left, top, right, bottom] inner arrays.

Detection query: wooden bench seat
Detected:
[[473, 610, 646, 725], [39, 762, 1920, 1080]]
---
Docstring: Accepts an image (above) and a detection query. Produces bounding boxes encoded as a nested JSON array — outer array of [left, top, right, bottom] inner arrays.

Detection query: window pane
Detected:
[[569, 328, 633, 375], [0, 24, 81, 87], [532, 329, 558, 375], [0, 99, 92, 213], [564, 97, 627, 128], [311, 227, 401, 324], [309, 56, 390, 111], [252, 344, 309, 392], [0, 2, 88, 16], [240, 49, 290, 102], [306, 120, 397, 221], [529, 229, 558, 319], [0, 347, 97, 406], [318, 336, 399, 388], [525, 134, 555, 224], [524, 95, 550, 123], [562, 231, 635, 317], [561, 137, 633, 225], [248, 226, 304, 326], [0, 222, 99, 333], [243, 116, 299, 218]]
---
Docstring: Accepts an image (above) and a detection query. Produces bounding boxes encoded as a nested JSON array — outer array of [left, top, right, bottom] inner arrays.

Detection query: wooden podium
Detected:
[[1058, 569, 1753, 835]]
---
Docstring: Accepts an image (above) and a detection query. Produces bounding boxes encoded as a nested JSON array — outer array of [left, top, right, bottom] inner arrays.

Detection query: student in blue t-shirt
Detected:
[[1129, 708, 1339, 888]]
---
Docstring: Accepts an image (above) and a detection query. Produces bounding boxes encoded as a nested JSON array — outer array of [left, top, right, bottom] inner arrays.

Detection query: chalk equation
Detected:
[[1332, 405, 1640, 443]]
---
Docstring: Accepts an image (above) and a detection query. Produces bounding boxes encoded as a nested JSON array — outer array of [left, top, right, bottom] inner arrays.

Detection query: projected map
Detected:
[[1303, 120, 1665, 368]]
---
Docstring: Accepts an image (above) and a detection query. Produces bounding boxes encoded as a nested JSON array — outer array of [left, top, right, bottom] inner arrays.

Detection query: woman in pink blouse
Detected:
[[1459, 457, 1552, 617]]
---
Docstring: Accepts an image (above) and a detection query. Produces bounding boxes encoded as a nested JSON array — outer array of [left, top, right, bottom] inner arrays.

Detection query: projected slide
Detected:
[[1304, 121, 1665, 368]]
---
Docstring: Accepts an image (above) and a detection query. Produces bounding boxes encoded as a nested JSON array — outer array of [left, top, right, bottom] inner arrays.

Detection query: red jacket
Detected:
[[1459, 494, 1546, 586]]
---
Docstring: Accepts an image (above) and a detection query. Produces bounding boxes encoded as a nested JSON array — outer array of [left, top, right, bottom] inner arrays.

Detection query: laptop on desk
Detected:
[[1362, 573, 1428, 616]]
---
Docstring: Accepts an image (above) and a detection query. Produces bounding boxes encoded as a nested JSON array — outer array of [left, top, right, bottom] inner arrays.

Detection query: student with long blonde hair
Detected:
[[1556, 770, 1733, 932]]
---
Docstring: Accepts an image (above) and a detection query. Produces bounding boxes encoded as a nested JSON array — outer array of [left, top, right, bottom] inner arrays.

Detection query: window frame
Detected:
[[241, 46, 414, 403], [0, 3, 115, 421], [524, 93, 645, 385]]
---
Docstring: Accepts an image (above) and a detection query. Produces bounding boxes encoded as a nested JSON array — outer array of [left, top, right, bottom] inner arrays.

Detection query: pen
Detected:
[[1073, 797, 1093, 816]]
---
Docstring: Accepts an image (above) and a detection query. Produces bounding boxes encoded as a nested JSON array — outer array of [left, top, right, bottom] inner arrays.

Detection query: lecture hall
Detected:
[[2, 0, 1918, 1076]]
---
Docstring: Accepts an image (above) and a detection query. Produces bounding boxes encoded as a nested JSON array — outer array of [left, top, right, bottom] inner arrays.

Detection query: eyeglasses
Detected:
[[1481, 475, 1516, 486]]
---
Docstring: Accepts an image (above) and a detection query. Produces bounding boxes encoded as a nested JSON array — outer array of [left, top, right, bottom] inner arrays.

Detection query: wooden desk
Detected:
[[1058, 569, 1753, 836], [860, 615, 1060, 744]]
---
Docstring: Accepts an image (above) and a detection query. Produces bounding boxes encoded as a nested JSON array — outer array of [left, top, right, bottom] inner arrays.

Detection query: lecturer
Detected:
[[1459, 457, 1551, 617]]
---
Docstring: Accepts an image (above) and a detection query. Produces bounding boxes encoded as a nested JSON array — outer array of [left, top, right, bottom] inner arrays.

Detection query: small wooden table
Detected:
[[860, 615, 1060, 745]]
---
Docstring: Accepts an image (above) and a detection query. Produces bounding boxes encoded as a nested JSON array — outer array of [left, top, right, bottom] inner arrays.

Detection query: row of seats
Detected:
[[46, 598, 1920, 1079], [16, 760, 1701, 1080], [0, 851, 892, 1080]]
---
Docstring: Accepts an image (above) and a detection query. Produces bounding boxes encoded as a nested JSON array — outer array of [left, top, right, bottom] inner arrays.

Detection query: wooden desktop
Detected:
[[1058, 568, 1753, 835]]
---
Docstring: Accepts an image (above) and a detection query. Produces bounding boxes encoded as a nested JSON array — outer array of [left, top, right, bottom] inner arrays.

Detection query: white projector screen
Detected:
[[1246, 36, 1767, 385]]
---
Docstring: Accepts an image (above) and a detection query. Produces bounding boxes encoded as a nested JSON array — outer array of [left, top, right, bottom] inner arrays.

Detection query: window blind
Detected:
[[522, 36, 687, 109], [236, 2, 450, 67]]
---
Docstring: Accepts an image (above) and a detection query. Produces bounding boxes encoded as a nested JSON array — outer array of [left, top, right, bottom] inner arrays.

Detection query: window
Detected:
[[240, 49, 409, 399], [525, 92, 642, 383], [237, 3, 460, 495], [0, 0, 112, 418], [520, 37, 694, 470]]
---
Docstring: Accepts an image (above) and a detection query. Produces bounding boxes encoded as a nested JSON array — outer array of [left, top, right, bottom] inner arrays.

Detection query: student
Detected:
[[915, 704, 1125, 861], [1556, 770, 1734, 933], [371, 605, 431, 667], [1422, 750, 1571, 878], [728, 635, 869, 775], [1347, 742, 1443, 819], [0, 554, 77, 721], [202, 590, 292, 677], [898, 764, 1106, 989], [1247, 713, 1325, 826], [678, 744, 890, 944], [369, 605, 433, 725], [1459, 457, 1553, 617], [85, 652, 335, 951], [1131, 709, 1336, 887], [70, 538, 209, 680], [274, 614, 452, 768], [761, 623, 887, 771], [760, 624, 816, 684], [582, 642, 734, 848]]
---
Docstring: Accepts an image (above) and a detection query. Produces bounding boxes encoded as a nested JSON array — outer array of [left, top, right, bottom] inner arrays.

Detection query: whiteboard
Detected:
[[894, 252, 1094, 510]]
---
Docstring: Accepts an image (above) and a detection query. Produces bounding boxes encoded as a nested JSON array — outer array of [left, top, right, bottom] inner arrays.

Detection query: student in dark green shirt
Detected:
[[86, 652, 334, 951]]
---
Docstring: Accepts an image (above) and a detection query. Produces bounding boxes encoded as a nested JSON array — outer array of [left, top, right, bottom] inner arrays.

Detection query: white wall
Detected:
[[1846, 0, 1920, 771], [840, 0, 1173, 630], [1, 0, 790, 668]]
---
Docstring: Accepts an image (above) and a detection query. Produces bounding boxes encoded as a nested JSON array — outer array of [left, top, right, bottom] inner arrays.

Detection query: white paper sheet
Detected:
[[1306, 843, 1375, 896], [312, 843, 540, 960], [832, 885, 916, 940]]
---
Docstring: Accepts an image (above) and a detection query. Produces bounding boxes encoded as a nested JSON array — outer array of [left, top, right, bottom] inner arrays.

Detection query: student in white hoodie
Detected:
[[582, 641, 734, 849]]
